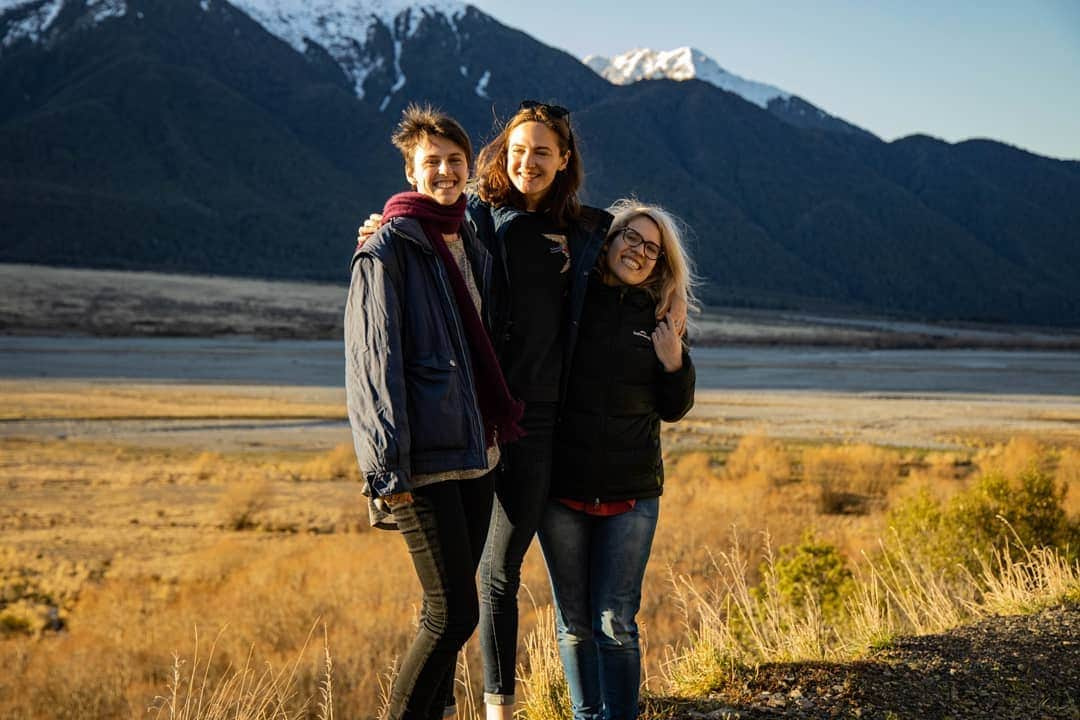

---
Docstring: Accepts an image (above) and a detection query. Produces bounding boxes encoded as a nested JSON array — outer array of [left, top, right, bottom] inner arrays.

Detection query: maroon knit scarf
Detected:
[[382, 191, 525, 446]]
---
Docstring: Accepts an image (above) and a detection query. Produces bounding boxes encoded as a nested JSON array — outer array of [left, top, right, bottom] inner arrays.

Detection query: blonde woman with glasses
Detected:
[[538, 199, 697, 720]]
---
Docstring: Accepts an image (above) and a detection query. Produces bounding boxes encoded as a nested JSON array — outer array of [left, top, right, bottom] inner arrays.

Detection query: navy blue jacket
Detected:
[[345, 216, 493, 499]]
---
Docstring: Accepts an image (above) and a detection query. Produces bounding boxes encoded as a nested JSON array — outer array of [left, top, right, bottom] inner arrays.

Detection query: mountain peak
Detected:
[[227, 0, 467, 102], [229, 0, 467, 49], [584, 46, 789, 109]]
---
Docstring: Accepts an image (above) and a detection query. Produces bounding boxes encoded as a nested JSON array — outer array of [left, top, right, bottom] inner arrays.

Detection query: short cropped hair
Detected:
[[391, 103, 473, 173]]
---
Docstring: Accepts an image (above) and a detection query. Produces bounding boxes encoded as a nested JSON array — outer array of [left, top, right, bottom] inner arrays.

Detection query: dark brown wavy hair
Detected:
[[474, 104, 582, 227]]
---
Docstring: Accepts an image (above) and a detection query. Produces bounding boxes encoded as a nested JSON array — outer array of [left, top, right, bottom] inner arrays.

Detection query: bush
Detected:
[[217, 478, 273, 531], [766, 533, 855, 624], [888, 458, 1080, 577], [724, 435, 792, 486], [803, 444, 899, 515]]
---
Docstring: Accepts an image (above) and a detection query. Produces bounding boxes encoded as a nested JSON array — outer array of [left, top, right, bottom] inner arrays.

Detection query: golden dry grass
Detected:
[[0, 380, 345, 421], [1, 381, 1078, 718]]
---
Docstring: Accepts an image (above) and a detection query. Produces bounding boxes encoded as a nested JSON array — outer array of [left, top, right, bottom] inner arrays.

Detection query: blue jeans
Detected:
[[479, 402, 557, 704], [537, 497, 659, 720]]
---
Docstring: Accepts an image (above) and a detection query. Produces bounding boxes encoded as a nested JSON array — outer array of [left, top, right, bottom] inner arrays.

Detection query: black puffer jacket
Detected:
[[551, 275, 695, 503]]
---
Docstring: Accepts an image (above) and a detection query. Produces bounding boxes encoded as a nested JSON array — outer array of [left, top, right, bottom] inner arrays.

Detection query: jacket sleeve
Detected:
[[655, 348, 695, 422], [345, 252, 412, 496]]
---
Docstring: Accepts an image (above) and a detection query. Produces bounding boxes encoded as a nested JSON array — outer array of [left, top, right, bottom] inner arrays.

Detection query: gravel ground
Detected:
[[647, 603, 1079, 720]]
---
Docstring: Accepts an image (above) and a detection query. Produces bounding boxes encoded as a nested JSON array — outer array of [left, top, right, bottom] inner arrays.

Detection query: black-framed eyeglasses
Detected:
[[615, 226, 663, 260], [519, 99, 570, 119]]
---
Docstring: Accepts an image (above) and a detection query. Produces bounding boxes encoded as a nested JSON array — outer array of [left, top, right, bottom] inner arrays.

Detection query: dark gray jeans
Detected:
[[385, 472, 493, 720], [478, 402, 558, 704]]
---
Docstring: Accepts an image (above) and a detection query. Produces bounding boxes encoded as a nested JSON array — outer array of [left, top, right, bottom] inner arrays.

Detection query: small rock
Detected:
[[766, 693, 786, 708]]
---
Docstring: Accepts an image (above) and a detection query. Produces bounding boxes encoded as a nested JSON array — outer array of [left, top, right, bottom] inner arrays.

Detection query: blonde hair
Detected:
[[601, 199, 700, 313]]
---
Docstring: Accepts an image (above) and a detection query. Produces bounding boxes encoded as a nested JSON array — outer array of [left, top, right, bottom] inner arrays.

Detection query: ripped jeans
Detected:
[[536, 497, 659, 720]]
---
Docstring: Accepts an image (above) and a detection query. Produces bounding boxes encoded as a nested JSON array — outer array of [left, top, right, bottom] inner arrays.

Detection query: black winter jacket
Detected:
[[344, 216, 493, 500], [465, 195, 611, 390], [551, 275, 695, 503]]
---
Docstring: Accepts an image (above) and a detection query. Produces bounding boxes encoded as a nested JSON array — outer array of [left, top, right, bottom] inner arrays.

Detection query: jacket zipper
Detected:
[[432, 251, 486, 457]]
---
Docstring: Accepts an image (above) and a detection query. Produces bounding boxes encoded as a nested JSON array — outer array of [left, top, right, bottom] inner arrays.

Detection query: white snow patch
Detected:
[[200, 0, 210, 10], [388, 36, 405, 93], [2, 0, 128, 50], [459, 64, 467, 76], [2, 0, 63, 48], [229, 0, 466, 100], [86, 0, 126, 23], [584, 47, 790, 109], [474, 69, 490, 98], [379, 94, 391, 111]]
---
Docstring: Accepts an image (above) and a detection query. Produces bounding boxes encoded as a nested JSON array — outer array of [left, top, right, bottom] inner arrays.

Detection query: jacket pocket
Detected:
[[405, 353, 470, 453]]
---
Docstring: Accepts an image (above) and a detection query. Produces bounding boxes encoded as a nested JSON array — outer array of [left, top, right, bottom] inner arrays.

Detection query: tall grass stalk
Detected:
[[861, 529, 971, 636], [974, 524, 1080, 616], [517, 605, 571, 720], [151, 621, 330, 720]]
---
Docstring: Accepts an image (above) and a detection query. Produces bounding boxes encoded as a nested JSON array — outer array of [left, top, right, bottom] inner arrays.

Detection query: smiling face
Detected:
[[406, 134, 469, 205], [506, 121, 570, 211], [605, 215, 664, 287]]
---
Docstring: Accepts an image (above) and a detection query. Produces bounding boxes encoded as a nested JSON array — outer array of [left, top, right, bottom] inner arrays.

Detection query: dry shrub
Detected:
[[723, 435, 792, 486], [922, 451, 970, 481], [976, 436, 1049, 479], [0, 547, 106, 636], [297, 443, 361, 483], [190, 452, 225, 482], [803, 444, 899, 515], [670, 451, 717, 486], [1057, 447, 1080, 516], [216, 477, 274, 530]]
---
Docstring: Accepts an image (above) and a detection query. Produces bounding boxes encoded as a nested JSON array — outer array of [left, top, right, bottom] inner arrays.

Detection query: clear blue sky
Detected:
[[468, 0, 1080, 161]]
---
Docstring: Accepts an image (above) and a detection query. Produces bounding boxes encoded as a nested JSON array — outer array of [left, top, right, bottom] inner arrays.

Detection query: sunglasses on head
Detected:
[[519, 99, 570, 119]]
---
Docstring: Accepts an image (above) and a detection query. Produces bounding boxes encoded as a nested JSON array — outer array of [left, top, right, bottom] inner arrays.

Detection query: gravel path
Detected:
[[647, 602, 1079, 720]]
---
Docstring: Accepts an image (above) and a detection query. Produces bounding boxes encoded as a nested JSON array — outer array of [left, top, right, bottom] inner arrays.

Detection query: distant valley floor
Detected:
[[3, 263, 1079, 349]]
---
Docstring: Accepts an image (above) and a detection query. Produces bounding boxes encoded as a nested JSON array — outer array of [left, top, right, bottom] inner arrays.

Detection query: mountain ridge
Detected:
[[2, 0, 1077, 325]]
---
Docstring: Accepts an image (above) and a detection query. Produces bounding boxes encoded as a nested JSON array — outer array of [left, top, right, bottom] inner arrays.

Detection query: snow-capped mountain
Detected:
[[5, 0, 1076, 325], [0, 0, 477, 109], [585, 46, 788, 109], [228, 0, 467, 105], [585, 46, 873, 138]]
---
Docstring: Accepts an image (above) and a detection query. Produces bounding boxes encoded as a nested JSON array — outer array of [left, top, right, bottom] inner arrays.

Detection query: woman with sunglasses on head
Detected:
[[468, 100, 611, 718], [538, 199, 696, 720], [357, 101, 687, 719]]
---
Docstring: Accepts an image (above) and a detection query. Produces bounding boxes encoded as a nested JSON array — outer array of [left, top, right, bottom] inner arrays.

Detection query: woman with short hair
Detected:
[[345, 103, 523, 720]]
